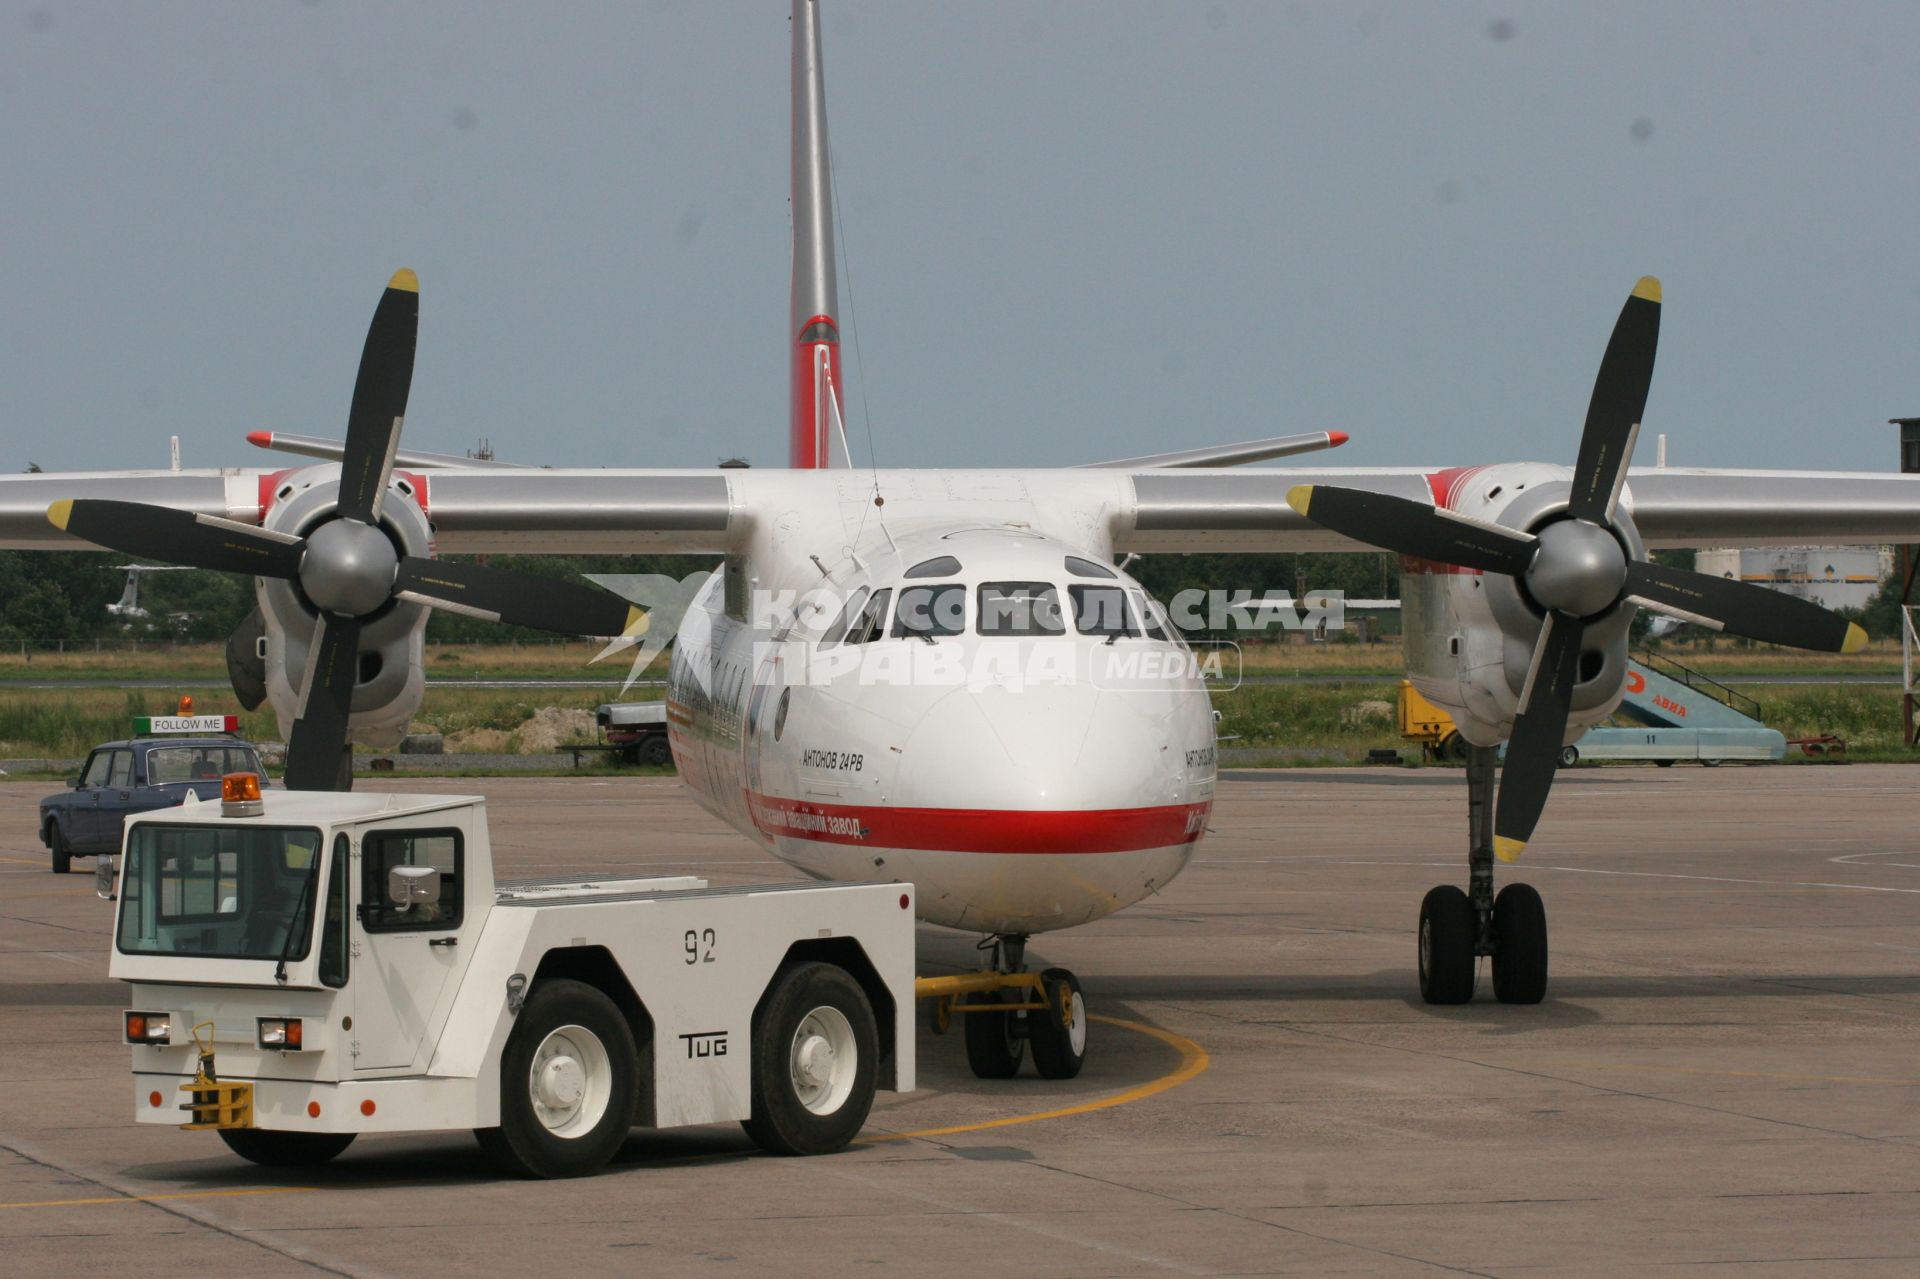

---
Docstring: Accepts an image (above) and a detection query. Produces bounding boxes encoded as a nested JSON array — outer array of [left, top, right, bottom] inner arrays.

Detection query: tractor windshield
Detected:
[[116, 824, 324, 960]]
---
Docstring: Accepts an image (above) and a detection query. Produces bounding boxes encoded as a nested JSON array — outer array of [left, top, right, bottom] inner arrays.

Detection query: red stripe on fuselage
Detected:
[[747, 793, 1211, 855]]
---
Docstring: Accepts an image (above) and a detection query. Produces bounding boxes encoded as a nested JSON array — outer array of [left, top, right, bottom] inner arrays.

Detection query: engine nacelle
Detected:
[[255, 466, 430, 749], [1402, 463, 1643, 748]]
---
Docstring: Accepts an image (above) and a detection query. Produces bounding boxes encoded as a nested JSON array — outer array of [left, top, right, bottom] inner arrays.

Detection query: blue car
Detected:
[[39, 734, 270, 873]]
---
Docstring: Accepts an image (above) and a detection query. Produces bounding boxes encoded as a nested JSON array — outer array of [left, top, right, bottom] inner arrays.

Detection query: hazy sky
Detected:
[[3, 2, 1916, 477]]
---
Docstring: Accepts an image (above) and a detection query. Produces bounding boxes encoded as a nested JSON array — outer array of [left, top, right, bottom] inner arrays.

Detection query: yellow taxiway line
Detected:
[[2, 1015, 1208, 1208], [859, 1013, 1210, 1144], [0, 1185, 316, 1211]]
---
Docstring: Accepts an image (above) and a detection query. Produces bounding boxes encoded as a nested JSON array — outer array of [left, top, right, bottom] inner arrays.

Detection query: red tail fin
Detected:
[[790, 0, 842, 468]]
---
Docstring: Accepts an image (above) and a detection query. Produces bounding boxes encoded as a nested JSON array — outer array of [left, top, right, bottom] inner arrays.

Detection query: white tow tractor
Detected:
[[104, 775, 915, 1177]]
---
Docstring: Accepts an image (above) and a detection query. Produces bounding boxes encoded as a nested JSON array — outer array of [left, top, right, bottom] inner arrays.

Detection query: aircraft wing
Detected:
[[8, 461, 1920, 557], [1112, 466, 1920, 552], [0, 467, 737, 554]]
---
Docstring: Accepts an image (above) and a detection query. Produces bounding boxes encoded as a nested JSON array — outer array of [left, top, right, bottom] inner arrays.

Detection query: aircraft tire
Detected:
[[741, 962, 877, 1156], [478, 979, 639, 1178], [963, 988, 1025, 1079], [1028, 968, 1087, 1080], [218, 1129, 355, 1167], [1418, 885, 1476, 1005], [1490, 883, 1549, 1005], [47, 823, 70, 875]]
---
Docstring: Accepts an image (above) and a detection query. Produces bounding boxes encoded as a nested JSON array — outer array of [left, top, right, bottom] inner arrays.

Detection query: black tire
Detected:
[[1491, 882, 1549, 1005], [1654, 759, 1675, 768], [741, 963, 878, 1156], [638, 734, 672, 767], [218, 1129, 355, 1167], [1558, 745, 1579, 768], [963, 987, 1025, 1079], [1440, 732, 1470, 765], [47, 823, 71, 875], [1700, 758, 1722, 768], [476, 978, 639, 1179], [1027, 968, 1087, 1080], [1418, 885, 1476, 1005]]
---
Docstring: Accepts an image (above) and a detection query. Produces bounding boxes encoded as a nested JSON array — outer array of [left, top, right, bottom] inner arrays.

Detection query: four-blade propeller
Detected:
[[47, 271, 641, 791], [1287, 277, 1865, 860]]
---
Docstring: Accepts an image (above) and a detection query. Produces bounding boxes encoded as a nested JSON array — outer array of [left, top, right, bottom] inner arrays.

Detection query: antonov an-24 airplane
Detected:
[[8, 1, 1919, 1080]]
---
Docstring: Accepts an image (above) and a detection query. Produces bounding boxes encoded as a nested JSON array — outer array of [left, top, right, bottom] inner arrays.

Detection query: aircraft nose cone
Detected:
[[300, 518, 398, 617], [1524, 518, 1626, 618], [897, 682, 1189, 812]]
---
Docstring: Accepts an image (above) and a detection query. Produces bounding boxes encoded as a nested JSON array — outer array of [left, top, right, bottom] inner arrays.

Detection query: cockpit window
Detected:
[[819, 587, 871, 646], [891, 584, 965, 638], [978, 582, 1065, 636], [844, 588, 892, 645], [1064, 555, 1118, 579], [1069, 584, 1138, 637], [1135, 591, 1174, 641], [903, 555, 962, 579]]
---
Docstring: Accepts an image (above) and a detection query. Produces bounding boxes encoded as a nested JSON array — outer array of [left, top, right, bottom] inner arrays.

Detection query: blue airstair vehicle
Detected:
[[1570, 650, 1786, 766]]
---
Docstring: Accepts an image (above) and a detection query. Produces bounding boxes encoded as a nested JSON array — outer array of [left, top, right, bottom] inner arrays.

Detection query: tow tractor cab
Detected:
[[108, 775, 915, 1177]]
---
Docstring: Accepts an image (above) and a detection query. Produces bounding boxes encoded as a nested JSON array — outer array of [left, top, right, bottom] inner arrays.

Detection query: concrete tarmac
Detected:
[[2, 766, 1916, 1277]]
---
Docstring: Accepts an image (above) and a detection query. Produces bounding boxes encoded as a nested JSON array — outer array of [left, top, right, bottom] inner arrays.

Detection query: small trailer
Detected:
[[105, 776, 914, 1178], [594, 701, 673, 766]]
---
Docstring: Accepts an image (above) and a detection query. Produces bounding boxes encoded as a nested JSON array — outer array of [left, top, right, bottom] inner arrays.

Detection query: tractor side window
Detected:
[[891, 584, 965, 638], [318, 834, 349, 987], [360, 828, 463, 932], [819, 587, 870, 646], [978, 582, 1065, 636], [1069, 584, 1138, 638], [82, 753, 112, 787], [109, 751, 134, 788]]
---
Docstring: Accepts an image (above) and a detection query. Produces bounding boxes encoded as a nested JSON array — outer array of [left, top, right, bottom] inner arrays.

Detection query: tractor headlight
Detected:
[[257, 1018, 304, 1050], [125, 1011, 172, 1044]]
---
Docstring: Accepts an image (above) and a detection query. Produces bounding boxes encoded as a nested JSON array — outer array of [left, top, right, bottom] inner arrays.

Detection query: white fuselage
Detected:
[[662, 478, 1218, 936]]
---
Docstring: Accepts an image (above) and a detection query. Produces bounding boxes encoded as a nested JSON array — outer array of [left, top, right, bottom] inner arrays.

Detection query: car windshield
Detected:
[[116, 824, 324, 960], [145, 745, 263, 784]]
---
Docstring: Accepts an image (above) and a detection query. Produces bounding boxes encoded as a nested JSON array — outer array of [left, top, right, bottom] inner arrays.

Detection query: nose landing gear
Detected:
[[1419, 743, 1549, 1005], [917, 934, 1087, 1079]]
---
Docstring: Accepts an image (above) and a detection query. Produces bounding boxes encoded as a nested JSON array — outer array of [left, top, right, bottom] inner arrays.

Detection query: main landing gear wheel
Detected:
[[218, 1129, 356, 1167], [963, 988, 1026, 1079], [1418, 885, 1476, 1005], [476, 978, 639, 1179], [1027, 967, 1087, 1080], [742, 962, 878, 1156], [1491, 882, 1548, 1004]]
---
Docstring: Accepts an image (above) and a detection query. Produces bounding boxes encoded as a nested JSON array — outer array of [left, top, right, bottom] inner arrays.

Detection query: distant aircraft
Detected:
[[105, 563, 193, 622], [5, 1, 1917, 1077]]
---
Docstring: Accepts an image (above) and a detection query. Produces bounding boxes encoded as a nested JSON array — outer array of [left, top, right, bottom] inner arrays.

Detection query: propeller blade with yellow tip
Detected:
[[1282, 483, 1537, 575], [1568, 275, 1661, 524], [391, 557, 641, 637], [46, 498, 306, 578], [1492, 610, 1585, 858], [335, 268, 421, 525], [1623, 559, 1869, 653]]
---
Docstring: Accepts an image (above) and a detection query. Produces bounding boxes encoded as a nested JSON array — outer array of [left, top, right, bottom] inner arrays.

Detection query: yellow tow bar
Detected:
[[915, 971, 1063, 1035], [178, 1021, 252, 1130]]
